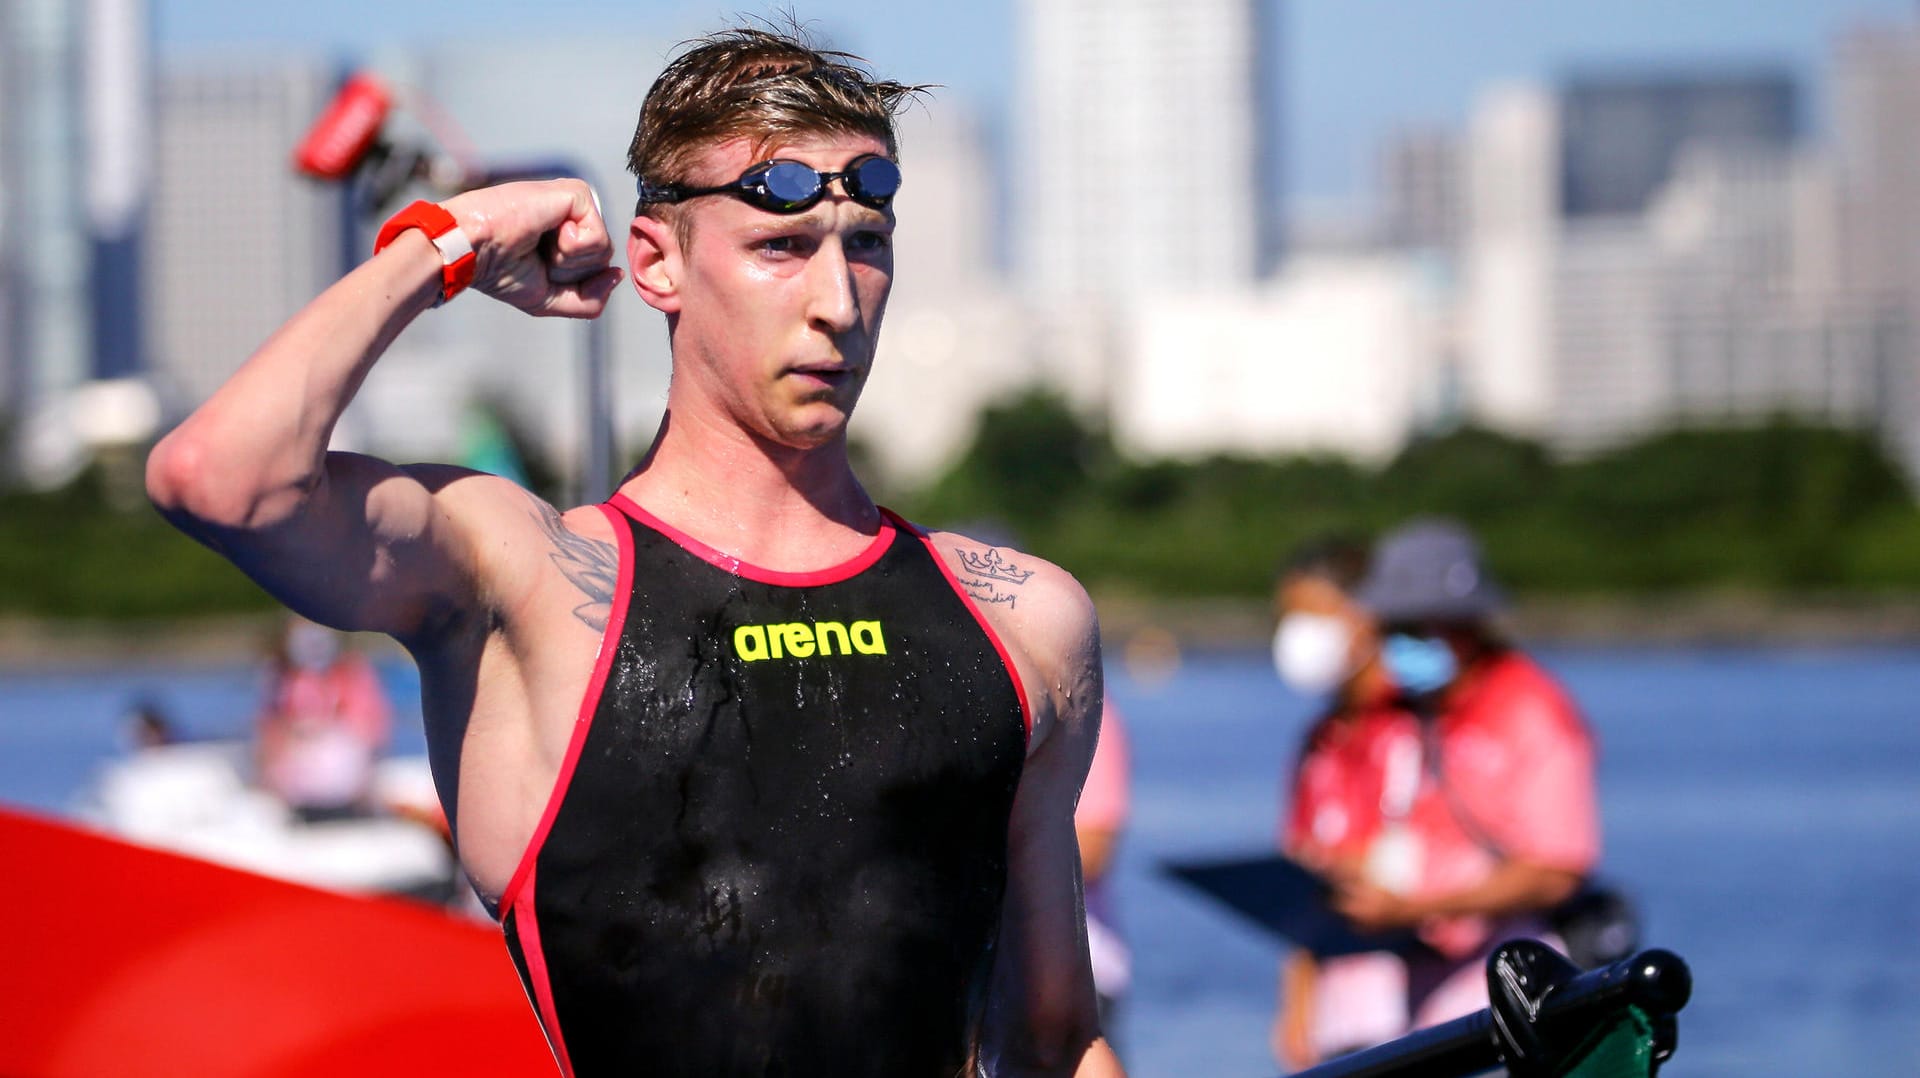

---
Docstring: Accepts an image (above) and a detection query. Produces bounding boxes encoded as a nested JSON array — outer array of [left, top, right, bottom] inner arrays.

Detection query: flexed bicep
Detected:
[[161, 450, 491, 641]]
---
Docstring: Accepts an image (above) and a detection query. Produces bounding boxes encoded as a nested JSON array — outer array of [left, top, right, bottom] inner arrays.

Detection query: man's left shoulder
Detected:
[[920, 526, 1097, 662]]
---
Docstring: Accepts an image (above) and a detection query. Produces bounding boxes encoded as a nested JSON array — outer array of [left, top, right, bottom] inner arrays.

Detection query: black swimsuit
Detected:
[[499, 496, 1030, 1077]]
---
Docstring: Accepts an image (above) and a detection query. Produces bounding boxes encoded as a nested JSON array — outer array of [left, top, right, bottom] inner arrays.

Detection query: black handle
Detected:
[[1284, 943, 1691, 1078]]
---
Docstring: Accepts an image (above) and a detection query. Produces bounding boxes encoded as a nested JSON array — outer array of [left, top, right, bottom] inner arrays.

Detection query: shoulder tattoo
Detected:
[[530, 498, 619, 632], [955, 545, 1035, 610]]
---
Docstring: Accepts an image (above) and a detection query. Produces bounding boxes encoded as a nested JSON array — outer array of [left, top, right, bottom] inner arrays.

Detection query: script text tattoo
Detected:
[[956, 546, 1033, 609]]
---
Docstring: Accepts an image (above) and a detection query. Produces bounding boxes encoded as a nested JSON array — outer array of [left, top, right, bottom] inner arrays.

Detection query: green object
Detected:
[[1557, 1005, 1661, 1078], [457, 408, 530, 487]]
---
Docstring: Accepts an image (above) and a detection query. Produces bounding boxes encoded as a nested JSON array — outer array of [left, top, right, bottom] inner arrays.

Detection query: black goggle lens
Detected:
[[757, 161, 827, 209], [847, 155, 902, 203]]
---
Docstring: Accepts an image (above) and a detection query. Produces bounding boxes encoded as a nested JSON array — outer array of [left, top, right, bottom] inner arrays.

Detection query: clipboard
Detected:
[[1160, 852, 1424, 957]]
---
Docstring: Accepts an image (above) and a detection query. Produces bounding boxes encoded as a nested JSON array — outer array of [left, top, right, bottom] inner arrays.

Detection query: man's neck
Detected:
[[613, 408, 881, 571]]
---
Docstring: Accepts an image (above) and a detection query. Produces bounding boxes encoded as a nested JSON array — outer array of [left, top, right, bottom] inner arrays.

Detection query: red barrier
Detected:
[[0, 806, 554, 1077]]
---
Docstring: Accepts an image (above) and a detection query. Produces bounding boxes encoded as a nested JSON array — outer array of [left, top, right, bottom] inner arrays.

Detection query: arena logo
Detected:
[[733, 620, 888, 662]]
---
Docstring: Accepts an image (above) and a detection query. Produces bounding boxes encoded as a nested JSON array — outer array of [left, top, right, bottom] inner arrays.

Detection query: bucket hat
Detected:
[[1356, 519, 1506, 622]]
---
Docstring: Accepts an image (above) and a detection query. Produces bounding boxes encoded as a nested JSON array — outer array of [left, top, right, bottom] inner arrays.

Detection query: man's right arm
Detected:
[[145, 180, 620, 640]]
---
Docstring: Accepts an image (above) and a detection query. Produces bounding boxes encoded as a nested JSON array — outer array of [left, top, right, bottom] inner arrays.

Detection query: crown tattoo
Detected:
[[958, 548, 1034, 584]]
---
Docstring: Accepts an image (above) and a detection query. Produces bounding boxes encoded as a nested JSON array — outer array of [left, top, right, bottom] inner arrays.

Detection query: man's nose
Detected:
[[804, 238, 859, 334]]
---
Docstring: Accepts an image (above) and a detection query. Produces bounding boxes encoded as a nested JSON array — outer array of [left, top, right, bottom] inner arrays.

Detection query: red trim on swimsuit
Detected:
[[607, 492, 895, 587], [500, 501, 635, 913], [897, 510, 1034, 746], [511, 871, 577, 1078]]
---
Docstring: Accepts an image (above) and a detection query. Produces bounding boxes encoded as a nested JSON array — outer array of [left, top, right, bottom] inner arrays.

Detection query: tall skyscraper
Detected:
[[1559, 69, 1798, 219], [1831, 21, 1920, 475], [1380, 127, 1464, 250], [0, 6, 15, 429], [1460, 84, 1559, 437], [1, 0, 161, 485], [146, 58, 347, 407], [1833, 23, 1920, 319], [1015, 0, 1273, 299], [84, 0, 152, 383], [0, 0, 94, 436]]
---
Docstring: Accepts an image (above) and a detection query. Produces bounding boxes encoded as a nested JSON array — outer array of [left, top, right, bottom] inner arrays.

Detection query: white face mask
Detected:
[[1272, 612, 1356, 697]]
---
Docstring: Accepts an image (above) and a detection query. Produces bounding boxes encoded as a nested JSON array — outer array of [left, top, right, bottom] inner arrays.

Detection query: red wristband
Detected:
[[373, 200, 476, 306]]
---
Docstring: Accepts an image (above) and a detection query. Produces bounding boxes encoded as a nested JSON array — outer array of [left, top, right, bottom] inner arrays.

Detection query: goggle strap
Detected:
[[636, 180, 685, 205]]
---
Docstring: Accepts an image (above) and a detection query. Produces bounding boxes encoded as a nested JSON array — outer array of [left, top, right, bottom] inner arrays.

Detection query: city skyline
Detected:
[[11, 2, 1920, 493], [154, 0, 1916, 207]]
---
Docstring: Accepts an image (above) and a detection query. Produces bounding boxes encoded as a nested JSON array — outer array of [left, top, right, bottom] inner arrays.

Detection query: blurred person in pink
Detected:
[[1268, 537, 1410, 1069], [1075, 698, 1132, 1041], [254, 616, 394, 822], [1325, 520, 1601, 1044]]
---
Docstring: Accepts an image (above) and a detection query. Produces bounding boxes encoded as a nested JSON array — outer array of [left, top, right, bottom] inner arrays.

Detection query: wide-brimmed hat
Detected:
[[1356, 519, 1506, 623]]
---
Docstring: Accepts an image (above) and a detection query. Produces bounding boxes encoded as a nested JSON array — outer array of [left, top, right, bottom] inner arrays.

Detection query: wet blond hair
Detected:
[[629, 24, 925, 240]]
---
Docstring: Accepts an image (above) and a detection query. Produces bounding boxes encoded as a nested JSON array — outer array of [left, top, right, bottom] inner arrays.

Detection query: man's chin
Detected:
[[769, 406, 857, 452]]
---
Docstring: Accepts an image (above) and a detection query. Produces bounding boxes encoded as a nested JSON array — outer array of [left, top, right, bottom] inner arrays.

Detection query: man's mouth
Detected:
[[788, 363, 858, 385]]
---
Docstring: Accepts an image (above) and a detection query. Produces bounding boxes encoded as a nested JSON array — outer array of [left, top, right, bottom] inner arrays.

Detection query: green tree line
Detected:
[[6, 390, 1920, 619], [891, 388, 1920, 600]]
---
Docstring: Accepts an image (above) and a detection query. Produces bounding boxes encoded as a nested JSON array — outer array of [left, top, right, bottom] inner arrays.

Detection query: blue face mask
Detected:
[[1381, 632, 1458, 696]]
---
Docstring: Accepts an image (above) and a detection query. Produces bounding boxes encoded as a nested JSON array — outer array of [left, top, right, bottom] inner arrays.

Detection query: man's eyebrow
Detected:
[[739, 206, 892, 235]]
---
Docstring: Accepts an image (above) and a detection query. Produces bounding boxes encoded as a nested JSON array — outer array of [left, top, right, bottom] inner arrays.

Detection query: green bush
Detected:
[[8, 400, 1919, 619], [0, 467, 276, 618], [897, 391, 1920, 601]]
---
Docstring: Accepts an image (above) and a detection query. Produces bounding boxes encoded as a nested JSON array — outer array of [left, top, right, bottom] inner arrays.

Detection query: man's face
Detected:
[[645, 131, 896, 451]]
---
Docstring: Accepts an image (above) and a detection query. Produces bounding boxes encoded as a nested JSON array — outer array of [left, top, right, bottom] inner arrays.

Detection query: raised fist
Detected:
[[441, 179, 622, 318]]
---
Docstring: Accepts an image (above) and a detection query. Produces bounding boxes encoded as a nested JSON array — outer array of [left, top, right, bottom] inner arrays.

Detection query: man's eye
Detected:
[[761, 236, 800, 254], [849, 231, 891, 253]]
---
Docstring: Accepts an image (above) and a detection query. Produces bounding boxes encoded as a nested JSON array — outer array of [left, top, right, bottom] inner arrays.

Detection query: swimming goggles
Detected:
[[637, 154, 901, 214]]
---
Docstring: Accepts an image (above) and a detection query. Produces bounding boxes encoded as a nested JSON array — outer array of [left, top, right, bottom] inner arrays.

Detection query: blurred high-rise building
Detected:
[[1833, 23, 1920, 321], [1380, 127, 1465, 250], [146, 57, 347, 408], [1831, 20, 1920, 473], [1550, 144, 1903, 452], [1653, 148, 1897, 433], [1559, 69, 1798, 219], [1460, 84, 1559, 437], [85, 0, 151, 384], [1, 0, 95, 460], [1451, 68, 1908, 469], [2, 0, 162, 486], [0, 8, 15, 430], [1014, 0, 1274, 298], [1111, 255, 1448, 463]]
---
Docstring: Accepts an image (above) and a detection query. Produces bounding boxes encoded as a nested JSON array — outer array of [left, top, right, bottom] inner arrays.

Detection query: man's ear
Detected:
[[629, 213, 682, 314]]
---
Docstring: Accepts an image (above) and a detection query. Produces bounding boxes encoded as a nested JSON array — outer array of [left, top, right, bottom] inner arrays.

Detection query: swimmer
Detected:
[[147, 25, 1121, 1078]]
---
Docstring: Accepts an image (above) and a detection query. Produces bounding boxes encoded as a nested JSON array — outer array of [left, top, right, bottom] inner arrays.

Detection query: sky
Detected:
[[155, 0, 1918, 207]]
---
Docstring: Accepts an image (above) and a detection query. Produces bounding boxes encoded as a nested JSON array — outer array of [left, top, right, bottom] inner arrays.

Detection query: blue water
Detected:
[[4, 645, 1918, 1076]]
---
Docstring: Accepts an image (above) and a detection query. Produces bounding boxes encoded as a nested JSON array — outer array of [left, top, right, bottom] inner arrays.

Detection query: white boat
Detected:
[[74, 740, 458, 900]]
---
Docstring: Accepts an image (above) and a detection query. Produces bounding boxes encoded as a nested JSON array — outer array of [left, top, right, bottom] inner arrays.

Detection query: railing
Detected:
[[1287, 941, 1691, 1078]]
